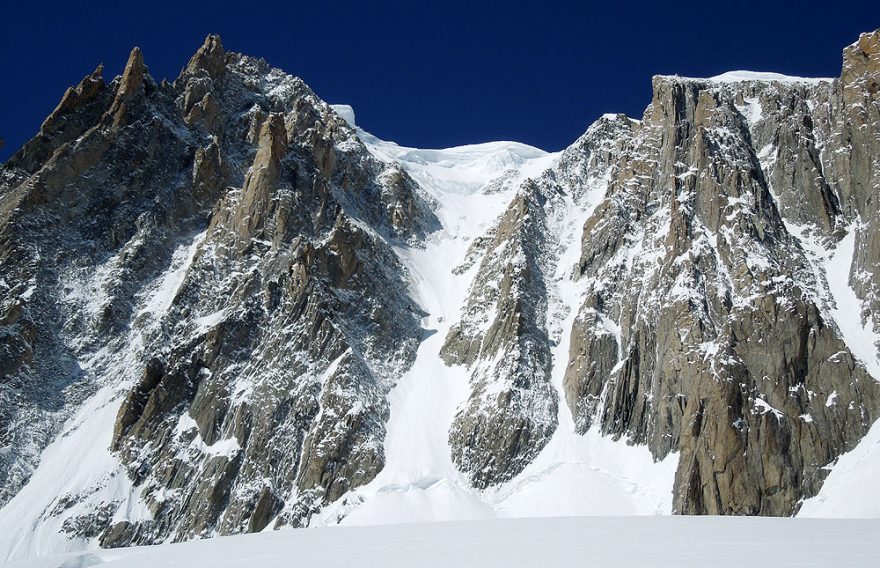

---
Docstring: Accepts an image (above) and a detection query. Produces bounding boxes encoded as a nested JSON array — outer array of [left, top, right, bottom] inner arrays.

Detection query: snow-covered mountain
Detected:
[[1, 29, 879, 562]]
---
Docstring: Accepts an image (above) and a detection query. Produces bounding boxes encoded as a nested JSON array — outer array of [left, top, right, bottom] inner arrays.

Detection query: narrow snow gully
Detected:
[[824, 225, 880, 380], [315, 131, 545, 524]]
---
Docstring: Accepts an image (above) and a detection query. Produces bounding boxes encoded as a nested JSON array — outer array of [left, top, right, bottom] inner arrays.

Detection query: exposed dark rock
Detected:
[[0, 34, 434, 541], [559, 38, 880, 515]]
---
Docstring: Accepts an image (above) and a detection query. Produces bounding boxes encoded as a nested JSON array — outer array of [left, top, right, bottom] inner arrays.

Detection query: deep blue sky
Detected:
[[1, 1, 878, 161]]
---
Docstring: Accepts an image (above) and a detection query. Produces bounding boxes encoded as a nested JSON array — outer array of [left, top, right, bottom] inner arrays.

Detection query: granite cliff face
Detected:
[[1, 30, 879, 559], [439, 32, 880, 513], [558, 63, 880, 514], [0, 36, 435, 546]]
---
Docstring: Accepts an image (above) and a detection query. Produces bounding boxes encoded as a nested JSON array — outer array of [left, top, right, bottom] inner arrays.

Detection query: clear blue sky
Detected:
[[1, 1, 877, 161]]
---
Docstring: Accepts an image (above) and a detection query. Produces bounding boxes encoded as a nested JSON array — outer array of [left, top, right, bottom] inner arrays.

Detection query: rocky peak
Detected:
[[107, 47, 147, 127], [177, 36, 233, 135], [182, 34, 227, 81], [4, 63, 112, 173], [1, 23, 434, 549], [842, 30, 880, 99], [115, 47, 146, 100], [40, 64, 105, 134]]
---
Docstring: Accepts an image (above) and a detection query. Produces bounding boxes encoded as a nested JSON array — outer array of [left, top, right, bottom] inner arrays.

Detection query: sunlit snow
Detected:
[[8, 516, 879, 568]]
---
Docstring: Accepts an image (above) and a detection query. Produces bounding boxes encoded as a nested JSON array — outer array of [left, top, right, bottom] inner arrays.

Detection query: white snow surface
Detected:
[[9, 516, 880, 568], [330, 104, 356, 127], [658, 70, 833, 85], [355, 125, 554, 195]]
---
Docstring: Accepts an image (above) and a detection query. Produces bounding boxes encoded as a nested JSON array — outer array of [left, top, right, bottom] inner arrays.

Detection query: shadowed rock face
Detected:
[[0, 34, 436, 543], [1, 28, 880, 552], [441, 183, 557, 488]]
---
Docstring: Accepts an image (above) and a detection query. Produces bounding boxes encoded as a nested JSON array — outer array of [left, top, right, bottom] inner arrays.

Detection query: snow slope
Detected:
[[352, 117, 555, 196], [10, 516, 880, 568], [310, 112, 678, 526]]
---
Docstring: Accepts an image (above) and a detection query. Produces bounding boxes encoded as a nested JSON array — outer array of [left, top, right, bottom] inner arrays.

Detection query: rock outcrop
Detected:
[[0, 35, 434, 545], [558, 34, 880, 515], [441, 183, 558, 487]]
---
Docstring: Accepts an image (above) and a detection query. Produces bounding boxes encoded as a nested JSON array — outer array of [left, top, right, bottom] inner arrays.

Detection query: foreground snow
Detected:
[[9, 516, 880, 568]]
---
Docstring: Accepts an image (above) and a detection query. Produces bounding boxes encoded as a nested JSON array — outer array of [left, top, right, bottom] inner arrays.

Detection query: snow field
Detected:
[[10, 516, 880, 568]]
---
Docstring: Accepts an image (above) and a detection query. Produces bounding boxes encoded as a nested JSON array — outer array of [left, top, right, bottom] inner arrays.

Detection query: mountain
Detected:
[[0, 29, 878, 561]]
